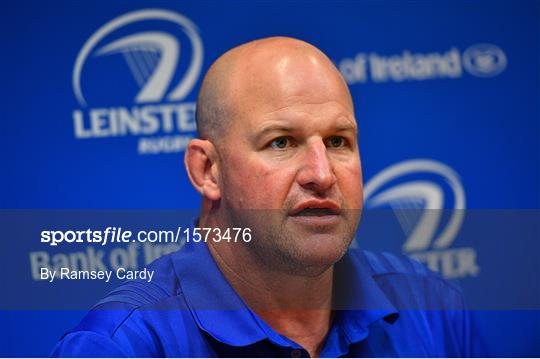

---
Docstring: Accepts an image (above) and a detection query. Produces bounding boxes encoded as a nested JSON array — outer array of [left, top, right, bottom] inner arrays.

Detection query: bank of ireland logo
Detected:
[[72, 9, 204, 155], [462, 43, 507, 78], [364, 159, 480, 278], [339, 42, 507, 85]]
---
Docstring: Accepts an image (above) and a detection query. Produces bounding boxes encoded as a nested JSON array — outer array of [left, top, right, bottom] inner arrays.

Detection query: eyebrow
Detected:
[[251, 121, 357, 144], [332, 124, 358, 133], [256, 124, 293, 135]]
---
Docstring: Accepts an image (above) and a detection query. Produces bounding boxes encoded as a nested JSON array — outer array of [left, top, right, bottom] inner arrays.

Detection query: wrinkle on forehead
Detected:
[[261, 101, 356, 130], [263, 100, 353, 117]]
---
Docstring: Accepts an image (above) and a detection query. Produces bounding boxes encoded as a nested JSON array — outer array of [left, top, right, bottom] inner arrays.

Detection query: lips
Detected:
[[295, 208, 337, 216], [289, 200, 341, 217]]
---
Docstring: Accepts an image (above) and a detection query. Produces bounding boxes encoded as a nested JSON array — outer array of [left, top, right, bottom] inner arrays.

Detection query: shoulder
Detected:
[[93, 250, 184, 312], [52, 251, 191, 357], [348, 249, 465, 310], [344, 249, 482, 357], [82, 250, 185, 329]]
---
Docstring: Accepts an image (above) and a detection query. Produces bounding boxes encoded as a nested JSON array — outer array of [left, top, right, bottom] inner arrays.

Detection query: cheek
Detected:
[[224, 154, 295, 209], [336, 163, 363, 208]]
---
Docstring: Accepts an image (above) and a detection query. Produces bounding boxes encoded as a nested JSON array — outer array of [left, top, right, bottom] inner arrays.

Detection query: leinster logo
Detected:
[[364, 159, 479, 278], [71, 9, 204, 154]]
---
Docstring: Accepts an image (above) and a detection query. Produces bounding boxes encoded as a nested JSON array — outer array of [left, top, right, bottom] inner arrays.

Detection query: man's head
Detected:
[[185, 37, 363, 275]]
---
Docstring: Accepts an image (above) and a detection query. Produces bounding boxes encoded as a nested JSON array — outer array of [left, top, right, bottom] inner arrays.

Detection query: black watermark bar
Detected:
[[0, 209, 538, 310]]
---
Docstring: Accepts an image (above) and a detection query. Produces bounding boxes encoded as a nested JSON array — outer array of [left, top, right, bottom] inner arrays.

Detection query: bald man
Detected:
[[52, 37, 482, 358]]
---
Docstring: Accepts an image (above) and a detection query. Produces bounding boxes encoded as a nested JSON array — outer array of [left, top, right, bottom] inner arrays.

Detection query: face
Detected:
[[217, 51, 363, 275]]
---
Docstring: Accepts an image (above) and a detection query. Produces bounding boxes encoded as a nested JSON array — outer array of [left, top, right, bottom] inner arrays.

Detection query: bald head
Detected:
[[195, 37, 353, 144]]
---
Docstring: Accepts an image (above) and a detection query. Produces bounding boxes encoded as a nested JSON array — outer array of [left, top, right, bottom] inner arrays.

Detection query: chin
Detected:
[[284, 234, 351, 274]]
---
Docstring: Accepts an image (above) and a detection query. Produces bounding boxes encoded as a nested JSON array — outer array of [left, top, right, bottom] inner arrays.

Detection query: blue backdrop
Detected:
[[1, 0, 539, 356]]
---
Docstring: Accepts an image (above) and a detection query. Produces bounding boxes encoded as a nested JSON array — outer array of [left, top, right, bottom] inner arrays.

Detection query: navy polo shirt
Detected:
[[51, 239, 481, 357]]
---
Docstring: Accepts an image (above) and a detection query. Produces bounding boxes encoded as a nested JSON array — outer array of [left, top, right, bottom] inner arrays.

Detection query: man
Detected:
[[52, 37, 480, 357]]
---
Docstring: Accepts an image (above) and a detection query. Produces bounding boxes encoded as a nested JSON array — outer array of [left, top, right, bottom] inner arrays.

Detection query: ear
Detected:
[[184, 139, 221, 201]]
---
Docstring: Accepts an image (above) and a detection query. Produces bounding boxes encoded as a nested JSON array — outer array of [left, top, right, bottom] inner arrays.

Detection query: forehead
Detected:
[[255, 101, 357, 136], [228, 52, 355, 132]]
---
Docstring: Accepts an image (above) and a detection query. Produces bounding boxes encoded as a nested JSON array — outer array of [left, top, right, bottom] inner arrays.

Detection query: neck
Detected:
[[200, 213, 334, 357]]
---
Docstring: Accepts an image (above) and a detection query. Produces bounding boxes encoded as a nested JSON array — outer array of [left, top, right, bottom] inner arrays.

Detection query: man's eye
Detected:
[[270, 137, 291, 149], [327, 136, 346, 148]]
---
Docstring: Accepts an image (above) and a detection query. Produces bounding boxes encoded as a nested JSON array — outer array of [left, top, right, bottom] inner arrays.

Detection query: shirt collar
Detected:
[[172, 239, 398, 348], [172, 239, 267, 346], [332, 250, 399, 346]]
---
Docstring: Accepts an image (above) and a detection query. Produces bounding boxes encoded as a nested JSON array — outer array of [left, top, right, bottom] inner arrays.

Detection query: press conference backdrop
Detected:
[[1, 0, 539, 357]]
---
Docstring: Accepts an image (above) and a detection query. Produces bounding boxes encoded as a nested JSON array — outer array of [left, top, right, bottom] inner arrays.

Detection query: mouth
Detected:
[[291, 208, 339, 217], [289, 200, 341, 218]]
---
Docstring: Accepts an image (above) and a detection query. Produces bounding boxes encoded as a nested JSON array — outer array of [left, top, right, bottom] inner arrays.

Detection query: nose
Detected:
[[296, 139, 337, 193]]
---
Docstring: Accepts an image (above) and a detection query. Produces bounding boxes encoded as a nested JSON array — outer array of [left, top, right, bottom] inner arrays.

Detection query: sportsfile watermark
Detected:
[[0, 209, 538, 310], [40, 227, 252, 246]]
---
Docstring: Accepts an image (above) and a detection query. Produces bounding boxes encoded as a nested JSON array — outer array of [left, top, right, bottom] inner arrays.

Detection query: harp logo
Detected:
[[364, 159, 479, 278], [71, 9, 204, 154]]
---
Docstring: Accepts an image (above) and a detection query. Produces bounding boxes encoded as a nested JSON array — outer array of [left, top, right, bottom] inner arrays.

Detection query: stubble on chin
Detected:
[[242, 210, 358, 277]]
